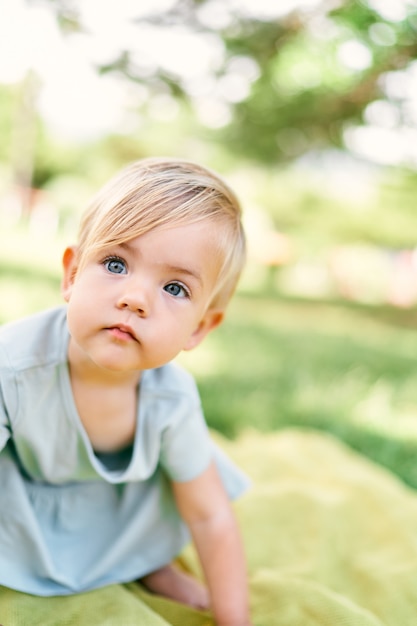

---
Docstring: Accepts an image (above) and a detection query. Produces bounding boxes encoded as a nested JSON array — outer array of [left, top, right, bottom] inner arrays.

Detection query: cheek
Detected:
[[153, 312, 193, 346], [65, 301, 81, 338], [66, 287, 94, 330], [166, 306, 199, 333], [67, 273, 101, 305]]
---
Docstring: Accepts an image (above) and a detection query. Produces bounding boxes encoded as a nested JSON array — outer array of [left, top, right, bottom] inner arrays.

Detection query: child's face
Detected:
[[62, 221, 224, 374]]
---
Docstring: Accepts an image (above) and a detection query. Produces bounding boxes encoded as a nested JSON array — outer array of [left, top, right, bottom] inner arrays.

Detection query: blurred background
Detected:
[[1, 0, 417, 486]]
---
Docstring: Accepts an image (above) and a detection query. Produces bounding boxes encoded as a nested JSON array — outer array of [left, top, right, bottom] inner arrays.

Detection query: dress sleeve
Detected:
[[158, 385, 213, 483], [158, 394, 251, 499]]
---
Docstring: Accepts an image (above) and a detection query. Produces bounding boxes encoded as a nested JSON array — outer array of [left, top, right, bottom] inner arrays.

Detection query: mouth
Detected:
[[106, 324, 137, 342]]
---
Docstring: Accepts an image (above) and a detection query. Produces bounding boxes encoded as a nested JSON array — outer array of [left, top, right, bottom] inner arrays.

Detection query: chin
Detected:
[[92, 356, 140, 373]]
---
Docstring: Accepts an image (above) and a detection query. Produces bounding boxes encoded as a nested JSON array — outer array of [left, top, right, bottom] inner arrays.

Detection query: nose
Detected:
[[116, 277, 151, 317]]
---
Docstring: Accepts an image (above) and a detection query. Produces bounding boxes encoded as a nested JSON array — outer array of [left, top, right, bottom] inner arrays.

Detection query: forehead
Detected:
[[126, 220, 221, 259], [118, 220, 224, 285]]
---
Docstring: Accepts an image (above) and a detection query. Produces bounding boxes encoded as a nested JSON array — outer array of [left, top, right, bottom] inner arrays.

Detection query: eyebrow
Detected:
[[163, 265, 203, 285], [118, 241, 203, 285]]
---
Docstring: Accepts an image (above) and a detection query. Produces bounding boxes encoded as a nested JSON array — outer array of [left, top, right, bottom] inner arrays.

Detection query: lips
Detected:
[[106, 324, 137, 341]]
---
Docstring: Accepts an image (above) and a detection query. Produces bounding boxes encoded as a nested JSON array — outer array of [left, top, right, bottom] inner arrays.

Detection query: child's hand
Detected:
[[216, 620, 254, 626], [139, 563, 209, 609]]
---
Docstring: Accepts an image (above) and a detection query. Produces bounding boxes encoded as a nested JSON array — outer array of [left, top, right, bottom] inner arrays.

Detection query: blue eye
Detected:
[[104, 257, 127, 274], [164, 282, 189, 298]]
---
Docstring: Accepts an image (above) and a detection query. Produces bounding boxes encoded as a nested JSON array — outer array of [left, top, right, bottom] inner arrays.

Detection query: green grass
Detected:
[[2, 225, 417, 488], [181, 293, 417, 488]]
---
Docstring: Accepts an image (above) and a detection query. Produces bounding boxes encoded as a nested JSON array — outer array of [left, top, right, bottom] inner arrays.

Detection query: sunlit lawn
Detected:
[[2, 224, 417, 489]]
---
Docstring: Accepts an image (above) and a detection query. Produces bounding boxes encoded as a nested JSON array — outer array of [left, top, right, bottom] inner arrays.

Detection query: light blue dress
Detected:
[[0, 307, 249, 596]]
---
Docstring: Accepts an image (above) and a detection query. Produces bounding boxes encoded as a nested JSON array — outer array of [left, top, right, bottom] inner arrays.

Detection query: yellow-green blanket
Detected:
[[2, 429, 417, 626]]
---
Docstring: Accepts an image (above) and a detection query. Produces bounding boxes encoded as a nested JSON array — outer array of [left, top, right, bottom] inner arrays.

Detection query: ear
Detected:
[[183, 309, 225, 352], [61, 246, 79, 302]]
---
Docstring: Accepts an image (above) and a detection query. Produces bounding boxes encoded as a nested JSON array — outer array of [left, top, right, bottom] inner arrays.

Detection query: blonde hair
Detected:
[[76, 157, 246, 308]]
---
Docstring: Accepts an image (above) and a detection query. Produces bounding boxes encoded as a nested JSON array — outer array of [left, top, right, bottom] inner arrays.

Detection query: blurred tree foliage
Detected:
[[219, 1, 417, 163], [42, 0, 417, 164], [2, 0, 417, 248]]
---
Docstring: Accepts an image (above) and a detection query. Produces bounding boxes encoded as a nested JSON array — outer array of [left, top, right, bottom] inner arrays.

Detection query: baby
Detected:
[[0, 157, 252, 625]]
